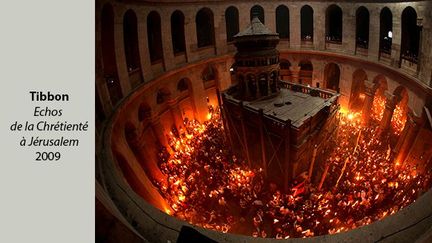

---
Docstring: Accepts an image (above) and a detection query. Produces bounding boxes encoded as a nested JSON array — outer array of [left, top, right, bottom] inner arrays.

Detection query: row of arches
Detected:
[[99, 3, 421, 107]]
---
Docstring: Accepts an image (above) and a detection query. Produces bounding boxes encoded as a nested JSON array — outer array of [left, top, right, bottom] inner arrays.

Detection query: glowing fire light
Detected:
[[154, 105, 431, 239]]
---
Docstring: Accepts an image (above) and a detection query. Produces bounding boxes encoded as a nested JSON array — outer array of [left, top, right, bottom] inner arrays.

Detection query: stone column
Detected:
[[291, 66, 300, 83], [290, 5, 301, 49], [394, 111, 422, 166], [379, 91, 397, 133], [184, 12, 198, 62], [391, 8, 402, 68], [368, 9, 380, 61], [160, 14, 175, 71], [167, 98, 184, 133], [214, 9, 226, 56], [114, 14, 131, 95], [150, 115, 169, 148], [137, 10, 153, 82], [361, 80, 376, 125], [418, 17, 431, 82], [342, 6, 356, 55], [314, 5, 325, 51]]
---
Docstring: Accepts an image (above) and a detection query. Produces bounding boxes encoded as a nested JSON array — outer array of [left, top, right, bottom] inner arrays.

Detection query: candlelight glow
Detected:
[[154, 105, 431, 238]]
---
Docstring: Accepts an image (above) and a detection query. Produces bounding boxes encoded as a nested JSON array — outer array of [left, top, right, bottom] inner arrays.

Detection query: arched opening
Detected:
[[225, 6, 239, 42], [325, 5, 343, 43], [298, 60, 313, 86], [247, 74, 257, 98], [323, 63, 340, 91], [349, 69, 367, 112], [202, 65, 217, 89], [356, 7, 369, 49], [101, 4, 123, 105], [258, 73, 268, 96], [177, 78, 189, 93], [156, 88, 171, 105], [371, 75, 388, 122], [147, 11, 163, 64], [196, 8, 215, 48], [392, 86, 409, 134], [379, 7, 392, 56], [301, 5, 314, 42], [250, 5, 265, 24], [280, 59, 292, 81], [270, 71, 278, 93], [171, 10, 186, 55], [276, 5, 289, 39], [138, 103, 151, 122], [124, 10, 143, 87], [401, 7, 420, 65]]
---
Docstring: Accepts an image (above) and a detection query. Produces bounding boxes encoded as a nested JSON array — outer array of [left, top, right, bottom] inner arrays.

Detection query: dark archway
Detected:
[[225, 6, 239, 42], [280, 59, 292, 81], [147, 11, 163, 63], [350, 69, 367, 111], [250, 5, 265, 24], [401, 7, 420, 64], [356, 6, 370, 49], [171, 10, 186, 54], [299, 60, 313, 85], [196, 8, 215, 48], [101, 4, 122, 105], [301, 5, 314, 41], [276, 5, 289, 39], [324, 63, 340, 91], [123, 10, 141, 72], [380, 7, 393, 55], [326, 5, 343, 43]]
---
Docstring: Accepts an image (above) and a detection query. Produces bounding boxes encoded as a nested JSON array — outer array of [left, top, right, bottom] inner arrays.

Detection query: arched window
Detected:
[[171, 10, 186, 54], [301, 5, 314, 41], [177, 78, 189, 92], [401, 7, 420, 64], [324, 63, 340, 91], [326, 5, 343, 43], [202, 66, 216, 82], [356, 7, 370, 49], [350, 69, 367, 111], [299, 60, 313, 85], [225, 6, 239, 42], [196, 8, 215, 48], [276, 5, 289, 39], [280, 59, 292, 81], [379, 7, 393, 55], [156, 88, 171, 104], [101, 4, 122, 105], [147, 11, 163, 63], [123, 10, 140, 71], [250, 5, 264, 24]]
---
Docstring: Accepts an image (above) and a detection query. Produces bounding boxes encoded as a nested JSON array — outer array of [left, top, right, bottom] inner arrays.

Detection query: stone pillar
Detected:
[[379, 91, 397, 133], [114, 15, 131, 95], [184, 12, 198, 62], [314, 5, 325, 51], [96, 78, 113, 117], [167, 99, 184, 133], [290, 5, 301, 49], [150, 115, 169, 148], [361, 80, 376, 125], [265, 8, 276, 33], [418, 17, 431, 83], [291, 66, 300, 83], [342, 6, 356, 55], [394, 111, 422, 166], [137, 10, 153, 82], [391, 9, 402, 68], [214, 9, 226, 56], [160, 14, 175, 71], [368, 9, 380, 61]]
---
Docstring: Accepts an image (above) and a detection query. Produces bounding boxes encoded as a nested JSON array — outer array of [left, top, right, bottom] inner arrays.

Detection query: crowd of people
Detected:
[[155, 105, 431, 239]]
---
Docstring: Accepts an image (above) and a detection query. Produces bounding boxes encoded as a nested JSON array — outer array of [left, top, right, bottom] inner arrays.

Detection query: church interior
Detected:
[[95, 0, 432, 242]]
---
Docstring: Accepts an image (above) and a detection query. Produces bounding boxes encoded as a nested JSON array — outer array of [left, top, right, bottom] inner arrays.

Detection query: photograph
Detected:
[[95, 1, 432, 242]]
